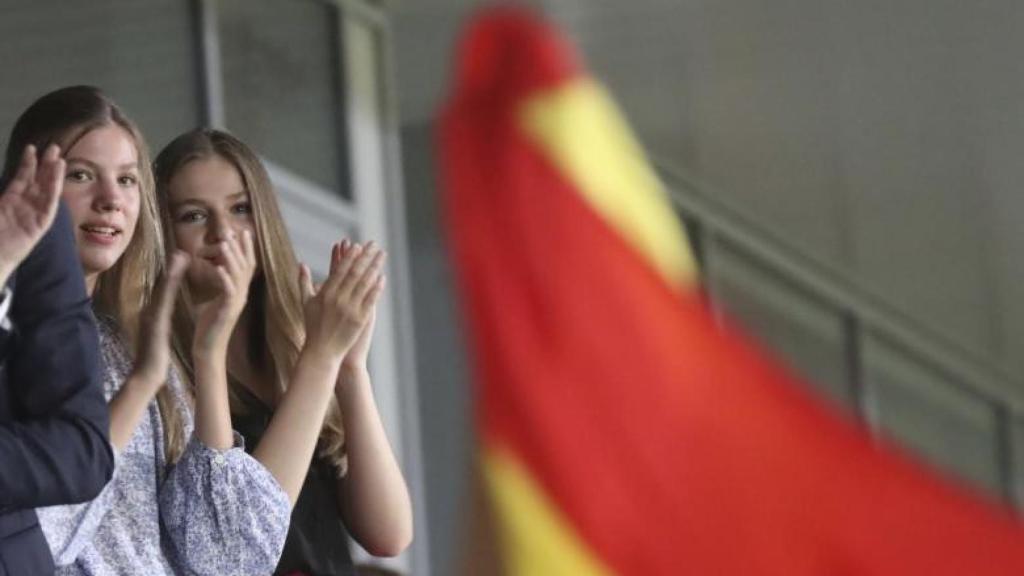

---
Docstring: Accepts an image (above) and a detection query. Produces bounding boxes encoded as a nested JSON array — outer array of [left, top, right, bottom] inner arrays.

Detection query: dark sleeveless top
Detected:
[[232, 386, 356, 576]]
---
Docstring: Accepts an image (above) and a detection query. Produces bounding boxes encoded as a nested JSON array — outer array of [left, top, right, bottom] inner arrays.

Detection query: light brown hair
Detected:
[[153, 128, 348, 474], [1, 86, 186, 462]]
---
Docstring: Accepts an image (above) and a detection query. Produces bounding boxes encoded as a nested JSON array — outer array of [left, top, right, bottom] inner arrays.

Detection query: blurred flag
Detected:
[[439, 5, 1024, 575]]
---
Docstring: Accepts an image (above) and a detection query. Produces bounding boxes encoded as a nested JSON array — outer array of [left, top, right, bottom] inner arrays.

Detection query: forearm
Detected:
[[252, 347, 339, 504], [191, 345, 234, 451], [107, 373, 161, 450], [335, 366, 413, 556]]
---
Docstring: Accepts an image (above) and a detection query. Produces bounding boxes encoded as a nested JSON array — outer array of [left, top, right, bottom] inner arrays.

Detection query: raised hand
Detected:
[[192, 229, 257, 354], [0, 144, 65, 286], [108, 251, 189, 450], [299, 239, 385, 365], [132, 251, 190, 388], [338, 238, 385, 372]]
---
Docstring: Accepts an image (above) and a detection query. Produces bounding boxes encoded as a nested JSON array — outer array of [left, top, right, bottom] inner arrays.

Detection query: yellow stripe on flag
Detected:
[[519, 78, 697, 289], [483, 447, 614, 576]]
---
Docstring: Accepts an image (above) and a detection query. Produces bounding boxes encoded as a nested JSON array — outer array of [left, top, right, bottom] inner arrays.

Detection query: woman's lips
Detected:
[[201, 254, 225, 266], [80, 224, 122, 246]]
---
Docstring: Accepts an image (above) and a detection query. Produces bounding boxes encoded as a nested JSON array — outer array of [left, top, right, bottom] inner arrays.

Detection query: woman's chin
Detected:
[[80, 253, 123, 280], [185, 267, 223, 299]]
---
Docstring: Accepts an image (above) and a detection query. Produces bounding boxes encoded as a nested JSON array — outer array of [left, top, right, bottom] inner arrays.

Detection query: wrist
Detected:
[[127, 369, 164, 397], [192, 334, 229, 360], [192, 346, 228, 384], [335, 363, 371, 404], [338, 362, 369, 380], [299, 343, 344, 378], [302, 333, 346, 364]]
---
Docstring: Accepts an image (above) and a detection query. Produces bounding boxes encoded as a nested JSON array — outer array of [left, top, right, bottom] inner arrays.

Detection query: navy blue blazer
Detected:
[[0, 203, 114, 575]]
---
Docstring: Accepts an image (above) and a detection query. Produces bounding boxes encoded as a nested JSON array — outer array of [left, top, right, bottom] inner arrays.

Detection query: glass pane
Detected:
[[218, 0, 349, 197], [0, 0, 201, 152]]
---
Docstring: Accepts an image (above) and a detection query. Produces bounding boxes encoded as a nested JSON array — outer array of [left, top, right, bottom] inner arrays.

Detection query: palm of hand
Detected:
[[191, 231, 257, 352], [133, 253, 189, 388], [0, 145, 63, 273], [0, 193, 49, 264], [300, 240, 386, 362], [303, 286, 368, 356]]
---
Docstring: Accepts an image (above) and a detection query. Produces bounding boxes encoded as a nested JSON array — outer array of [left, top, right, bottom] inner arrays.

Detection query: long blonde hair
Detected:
[[153, 128, 348, 474], [1, 86, 187, 462]]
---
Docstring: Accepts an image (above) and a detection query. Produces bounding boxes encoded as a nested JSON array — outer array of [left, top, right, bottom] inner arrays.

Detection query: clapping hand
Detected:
[[132, 252, 189, 388], [338, 240, 385, 372], [192, 230, 258, 354], [299, 240, 385, 365]]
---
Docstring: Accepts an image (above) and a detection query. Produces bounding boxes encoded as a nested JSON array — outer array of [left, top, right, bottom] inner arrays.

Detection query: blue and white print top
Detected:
[[36, 316, 291, 576]]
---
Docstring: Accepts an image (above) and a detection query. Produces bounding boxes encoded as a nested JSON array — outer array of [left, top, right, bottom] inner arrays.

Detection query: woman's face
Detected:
[[166, 155, 257, 296], [62, 124, 142, 293]]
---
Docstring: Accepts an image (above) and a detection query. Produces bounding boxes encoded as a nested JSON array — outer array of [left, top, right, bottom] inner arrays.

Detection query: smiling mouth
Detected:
[[81, 225, 121, 238]]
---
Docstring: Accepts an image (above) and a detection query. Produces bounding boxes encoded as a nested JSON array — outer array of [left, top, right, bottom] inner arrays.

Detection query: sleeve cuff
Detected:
[[183, 431, 247, 464], [0, 286, 12, 330]]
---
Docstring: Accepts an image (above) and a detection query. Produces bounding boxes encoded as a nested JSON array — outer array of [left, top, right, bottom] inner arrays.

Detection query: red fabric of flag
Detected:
[[440, 5, 1024, 575]]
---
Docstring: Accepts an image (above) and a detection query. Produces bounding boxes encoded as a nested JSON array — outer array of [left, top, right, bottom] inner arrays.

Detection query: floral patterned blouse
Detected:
[[35, 316, 291, 575]]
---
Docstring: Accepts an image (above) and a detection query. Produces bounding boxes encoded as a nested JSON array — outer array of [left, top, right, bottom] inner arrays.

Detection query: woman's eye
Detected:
[[66, 169, 91, 183], [118, 174, 138, 187], [232, 202, 252, 216], [177, 211, 205, 224]]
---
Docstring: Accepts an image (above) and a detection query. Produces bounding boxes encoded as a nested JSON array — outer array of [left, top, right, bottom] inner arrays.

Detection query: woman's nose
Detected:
[[94, 178, 124, 212], [207, 218, 237, 243]]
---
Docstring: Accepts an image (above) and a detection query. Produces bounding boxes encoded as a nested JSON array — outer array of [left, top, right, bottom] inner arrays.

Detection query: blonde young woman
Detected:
[[11, 86, 291, 576], [154, 128, 412, 576]]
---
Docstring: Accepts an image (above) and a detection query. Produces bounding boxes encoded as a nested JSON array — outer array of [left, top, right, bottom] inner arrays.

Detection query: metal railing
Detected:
[[655, 157, 1023, 505]]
